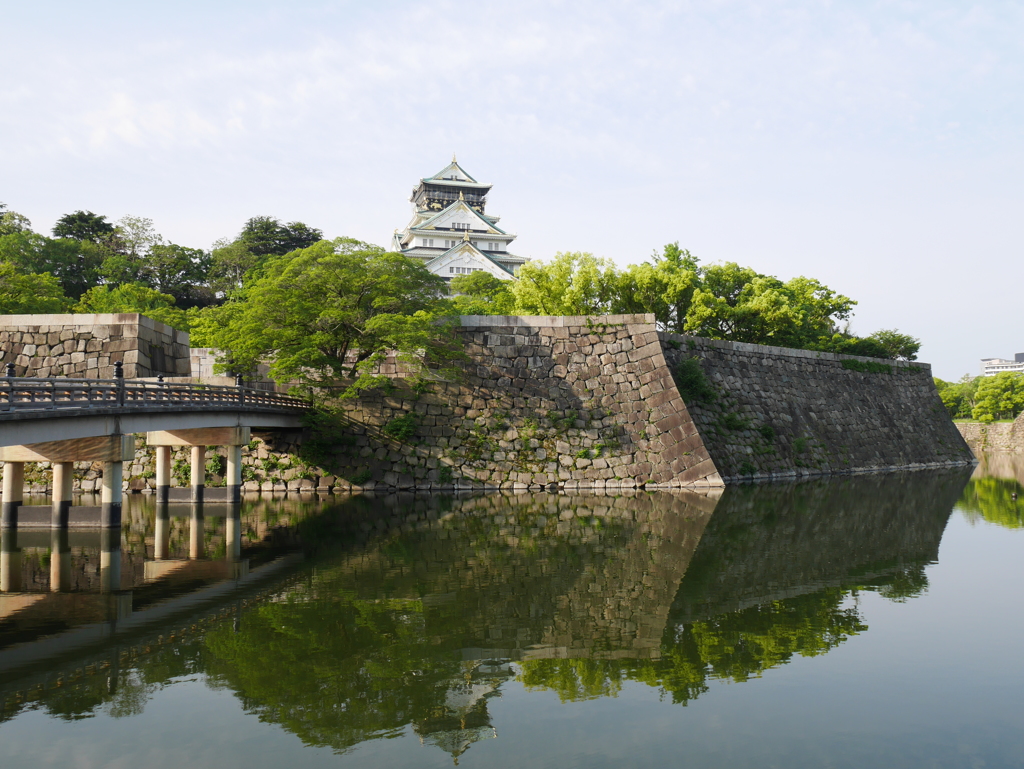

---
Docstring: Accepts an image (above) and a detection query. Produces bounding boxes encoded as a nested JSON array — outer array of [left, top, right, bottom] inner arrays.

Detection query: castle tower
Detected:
[[393, 157, 527, 281]]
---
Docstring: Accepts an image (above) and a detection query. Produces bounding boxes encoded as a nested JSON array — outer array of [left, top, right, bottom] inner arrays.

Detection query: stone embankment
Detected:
[[2, 313, 974, 492], [660, 334, 974, 482], [957, 412, 1024, 453], [0, 313, 189, 378]]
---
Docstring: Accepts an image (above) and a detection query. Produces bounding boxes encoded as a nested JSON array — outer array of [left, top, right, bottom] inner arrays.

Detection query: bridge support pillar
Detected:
[[226, 444, 242, 503], [101, 460, 123, 528], [0, 529, 20, 592], [190, 446, 205, 504], [147, 428, 250, 505], [154, 500, 170, 560], [50, 528, 71, 592], [1, 462, 24, 529], [1, 436, 133, 529], [51, 462, 73, 528], [155, 446, 171, 504]]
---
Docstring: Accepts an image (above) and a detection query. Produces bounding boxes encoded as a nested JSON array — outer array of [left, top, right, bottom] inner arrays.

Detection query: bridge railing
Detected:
[[0, 377, 308, 415]]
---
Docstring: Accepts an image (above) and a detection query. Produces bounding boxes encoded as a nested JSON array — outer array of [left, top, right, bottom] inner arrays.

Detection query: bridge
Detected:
[[0, 368, 307, 532]]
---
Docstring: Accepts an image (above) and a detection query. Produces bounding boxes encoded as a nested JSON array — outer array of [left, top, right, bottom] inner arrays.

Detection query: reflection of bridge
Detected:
[[1, 373, 305, 531]]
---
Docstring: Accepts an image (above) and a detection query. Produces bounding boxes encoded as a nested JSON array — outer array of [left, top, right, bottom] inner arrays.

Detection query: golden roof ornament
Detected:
[[463, 231, 470, 241], [459, 190, 465, 200]]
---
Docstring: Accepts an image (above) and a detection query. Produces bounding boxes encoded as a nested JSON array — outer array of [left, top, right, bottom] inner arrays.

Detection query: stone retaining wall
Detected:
[[2, 313, 974, 492], [0, 313, 189, 379], [957, 413, 1024, 453], [660, 334, 974, 482], [322, 314, 721, 491]]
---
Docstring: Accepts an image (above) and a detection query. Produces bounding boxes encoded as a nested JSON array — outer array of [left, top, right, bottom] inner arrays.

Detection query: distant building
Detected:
[[393, 157, 527, 282], [980, 353, 1024, 377]]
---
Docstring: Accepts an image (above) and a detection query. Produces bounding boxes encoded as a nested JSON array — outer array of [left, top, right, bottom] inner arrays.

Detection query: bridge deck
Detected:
[[0, 378, 307, 446]]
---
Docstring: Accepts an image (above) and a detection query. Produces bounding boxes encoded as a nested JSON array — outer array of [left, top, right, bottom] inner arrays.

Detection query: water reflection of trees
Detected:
[[959, 477, 1024, 529], [520, 588, 867, 703], [0, 468, 971, 760]]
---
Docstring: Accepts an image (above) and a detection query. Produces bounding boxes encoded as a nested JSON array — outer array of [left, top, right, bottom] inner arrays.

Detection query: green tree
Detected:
[[0, 231, 105, 299], [52, 210, 116, 242], [972, 373, 1024, 422], [237, 216, 323, 257], [935, 375, 979, 419], [866, 329, 921, 361], [191, 238, 462, 395], [74, 283, 189, 331], [209, 239, 259, 294], [612, 243, 700, 332], [449, 271, 515, 315], [140, 243, 213, 307], [99, 215, 164, 285], [0, 203, 32, 236], [509, 251, 618, 315], [0, 261, 68, 313]]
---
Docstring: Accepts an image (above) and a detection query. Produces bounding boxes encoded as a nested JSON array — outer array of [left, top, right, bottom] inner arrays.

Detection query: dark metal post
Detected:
[[4, 363, 14, 377], [114, 361, 124, 406], [236, 373, 245, 407]]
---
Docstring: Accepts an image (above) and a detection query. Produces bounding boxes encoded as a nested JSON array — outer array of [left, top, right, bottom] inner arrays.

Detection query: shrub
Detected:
[[672, 357, 716, 403], [383, 413, 419, 442]]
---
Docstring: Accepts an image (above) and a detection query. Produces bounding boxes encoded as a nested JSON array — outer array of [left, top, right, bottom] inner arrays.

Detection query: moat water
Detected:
[[1, 458, 1023, 768]]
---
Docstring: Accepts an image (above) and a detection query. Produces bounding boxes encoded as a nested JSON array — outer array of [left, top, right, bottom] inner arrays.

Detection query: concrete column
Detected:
[[51, 461, 74, 529], [154, 500, 170, 560], [190, 446, 205, 504], [155, 446, 171, 504], [101, 461, 123, 528], [226, 444, 242, 503], [2, 462, 24, 529], [99, 527, 121, 593], [225, 506, 242, 561], [0, 529, 21, 592], [189, 506, 204, 560], [50, 528, 71, 592]]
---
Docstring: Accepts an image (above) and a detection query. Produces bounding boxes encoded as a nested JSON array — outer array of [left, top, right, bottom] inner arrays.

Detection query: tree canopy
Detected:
[[73, 283, 189, 330], [461, 243, 917, 359], [971, 373, 1024, 422], [4, 199, 924, 385], [0, 261, 68, 314], [52, 210, 116, 242], [191, 238, 463, 395]]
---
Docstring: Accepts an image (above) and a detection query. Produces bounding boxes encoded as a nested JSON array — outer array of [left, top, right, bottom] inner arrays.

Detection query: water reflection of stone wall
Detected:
[[0, 471, 976, 761], [319, 491, 717, 660], [671, 468, 971, 622], [971, 452, 1024, 486]]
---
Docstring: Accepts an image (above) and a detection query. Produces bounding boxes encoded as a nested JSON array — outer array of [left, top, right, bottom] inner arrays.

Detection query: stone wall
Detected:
[[2, 313, 973, 492], [660, 334, 974, 482], [0, 313, 189, 379], [957, 412, 1024, 453], [324, 314, 721, 490]]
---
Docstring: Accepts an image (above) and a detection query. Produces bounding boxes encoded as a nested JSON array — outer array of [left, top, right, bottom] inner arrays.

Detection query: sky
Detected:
[[2, 0, 1021, 379]]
